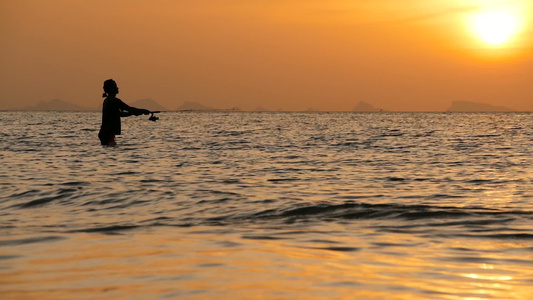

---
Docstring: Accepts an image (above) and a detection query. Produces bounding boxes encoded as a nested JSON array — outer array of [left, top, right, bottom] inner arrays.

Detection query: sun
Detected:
[[470, 10, 521, 45]]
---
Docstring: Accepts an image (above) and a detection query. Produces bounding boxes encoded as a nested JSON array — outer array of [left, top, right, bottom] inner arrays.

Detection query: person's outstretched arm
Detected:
[[117, 99, 150, 117], [120, 107, 150, 117]]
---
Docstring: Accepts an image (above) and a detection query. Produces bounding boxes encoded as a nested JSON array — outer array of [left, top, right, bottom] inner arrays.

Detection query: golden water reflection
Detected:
[[1, 225, 531, 299]]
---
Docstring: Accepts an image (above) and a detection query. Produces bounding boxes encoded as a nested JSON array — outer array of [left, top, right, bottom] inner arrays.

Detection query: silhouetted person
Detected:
[[98, 79, 150, 146]]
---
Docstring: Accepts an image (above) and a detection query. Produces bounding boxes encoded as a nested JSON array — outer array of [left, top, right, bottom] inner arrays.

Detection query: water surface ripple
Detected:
[[1, 112, 532, 299]]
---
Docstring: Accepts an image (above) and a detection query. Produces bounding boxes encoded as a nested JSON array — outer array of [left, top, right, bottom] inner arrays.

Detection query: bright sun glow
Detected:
[[471, 10, 521, 45]]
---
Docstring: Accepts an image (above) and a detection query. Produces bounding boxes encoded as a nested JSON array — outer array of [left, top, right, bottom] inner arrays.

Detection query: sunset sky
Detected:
[[1, 0, 532, 111]]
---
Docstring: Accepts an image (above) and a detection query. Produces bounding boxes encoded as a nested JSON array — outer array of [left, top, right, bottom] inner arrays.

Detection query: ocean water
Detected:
[[0, 111, 532, 299]]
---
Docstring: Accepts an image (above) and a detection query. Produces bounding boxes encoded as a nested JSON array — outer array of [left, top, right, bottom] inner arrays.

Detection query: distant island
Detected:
[[447, 101, 513, 112], [17, 99, 230, 112], [254, 106, 271, 112], [20, 98, 168, 112], [176, 101, 215, 111], [129, 99, 168, 112], [9, 99, 526, 112], [23, 99, 94, 111], [353, 101, 383, 112]]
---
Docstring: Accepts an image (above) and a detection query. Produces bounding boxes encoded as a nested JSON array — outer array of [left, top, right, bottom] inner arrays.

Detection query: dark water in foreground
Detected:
[[1, 111, 532, 299]]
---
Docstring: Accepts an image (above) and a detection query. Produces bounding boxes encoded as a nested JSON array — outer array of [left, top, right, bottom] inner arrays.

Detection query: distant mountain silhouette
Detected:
[[129, 99, 168, 111], [23, 99, 91, 111], [254, 106, 270, 112], [353, 101, 382, 112], [448, 101, 513, 112], [177, 101, 215, 111]]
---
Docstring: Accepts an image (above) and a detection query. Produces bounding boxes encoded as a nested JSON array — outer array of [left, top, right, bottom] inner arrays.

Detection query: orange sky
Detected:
[[1, 0, 532, 111]]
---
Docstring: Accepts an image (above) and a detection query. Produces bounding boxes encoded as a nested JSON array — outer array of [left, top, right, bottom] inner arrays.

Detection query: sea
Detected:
[[0, 111, 532, 299]]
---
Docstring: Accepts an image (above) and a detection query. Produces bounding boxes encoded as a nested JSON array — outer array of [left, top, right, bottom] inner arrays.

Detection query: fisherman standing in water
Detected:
[[98, 79, 150, 146]]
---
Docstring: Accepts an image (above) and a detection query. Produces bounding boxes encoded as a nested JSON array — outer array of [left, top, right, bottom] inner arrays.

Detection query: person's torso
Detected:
[[101, 97, 124, 134]]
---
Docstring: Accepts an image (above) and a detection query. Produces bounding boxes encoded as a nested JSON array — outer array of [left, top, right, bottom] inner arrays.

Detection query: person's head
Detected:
[[102, 79, 119, 98]]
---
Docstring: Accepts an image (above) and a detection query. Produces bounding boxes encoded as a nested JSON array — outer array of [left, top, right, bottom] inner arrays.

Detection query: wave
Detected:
[[0, 236, 66, 247], [5, 196, 531, 242], [56, 201, 533, 242], [250, 202, 531, 222]]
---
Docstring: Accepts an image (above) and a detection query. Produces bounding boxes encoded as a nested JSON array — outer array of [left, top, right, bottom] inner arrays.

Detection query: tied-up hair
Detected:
[[102, 79, 117, 97]]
